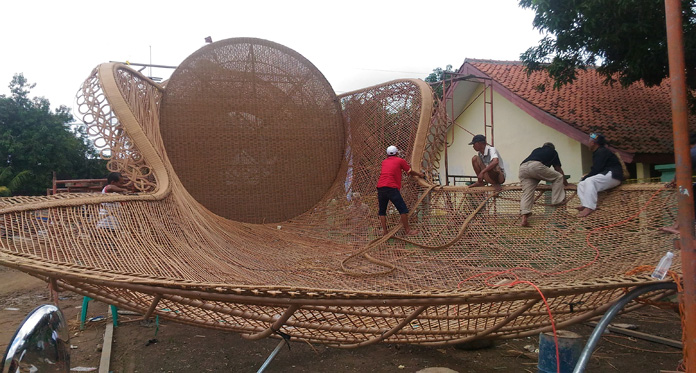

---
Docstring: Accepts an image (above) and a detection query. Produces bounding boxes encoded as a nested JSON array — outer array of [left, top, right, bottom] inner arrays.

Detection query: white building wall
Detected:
[[437, 85, 588, 184]]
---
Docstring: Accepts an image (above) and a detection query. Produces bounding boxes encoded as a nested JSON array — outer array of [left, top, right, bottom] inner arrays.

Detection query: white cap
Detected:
[[666, 252, 674, 258], [386, 145, 398, 155]]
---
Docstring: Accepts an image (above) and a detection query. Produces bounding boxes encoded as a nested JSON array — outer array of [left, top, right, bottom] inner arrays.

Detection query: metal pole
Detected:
[[257, 337, 289, 373], [664, 1, 696, 371], [445, 78, 451, 186], [445, 119, 450, 186], [573, 282, 678, 373], [108, 61, 178, 69], [489, 81, 494, 146]]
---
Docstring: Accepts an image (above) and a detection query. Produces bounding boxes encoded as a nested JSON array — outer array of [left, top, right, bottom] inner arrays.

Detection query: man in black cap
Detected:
[[469, 134, 505, 190], [518, 142, 568, 227], [576, 133, 624, 217]]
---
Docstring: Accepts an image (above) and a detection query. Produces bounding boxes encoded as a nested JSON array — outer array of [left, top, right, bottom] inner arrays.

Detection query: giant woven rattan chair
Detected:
[[0, 38, 681, 347]]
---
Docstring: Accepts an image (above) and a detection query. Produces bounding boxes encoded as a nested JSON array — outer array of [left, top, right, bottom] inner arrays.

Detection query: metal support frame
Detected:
[[439, 71, 496, 185], [483, 79, 494, 146], [573, 282, 678, 373], [80, 296, 118, 330], [257, 331, 291, 373]]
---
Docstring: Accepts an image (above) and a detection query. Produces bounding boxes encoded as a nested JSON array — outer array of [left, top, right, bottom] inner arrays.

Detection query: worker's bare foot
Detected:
[[577, 208, 595, 217], [468, 181, 485, 188], [405, 229, 420, 236], [659, 226, 680, 234], [492, 184, 502, 192], [574, 206, 585, 211], [520, 215, 530, 227]]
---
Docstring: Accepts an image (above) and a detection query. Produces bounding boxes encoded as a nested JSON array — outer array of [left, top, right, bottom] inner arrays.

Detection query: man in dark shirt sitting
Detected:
[[518, 142, 568, 227], [576, 133, 624, 217]]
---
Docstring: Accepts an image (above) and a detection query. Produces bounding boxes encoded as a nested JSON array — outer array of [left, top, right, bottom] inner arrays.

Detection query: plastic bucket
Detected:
[[538, 330, 583, 373]]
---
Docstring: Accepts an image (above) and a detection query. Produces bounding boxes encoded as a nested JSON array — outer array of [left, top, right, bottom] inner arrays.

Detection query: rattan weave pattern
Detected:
[[160, 38, 344, 223], [0, 38, 680, 347], [76, 67, 159, 193]]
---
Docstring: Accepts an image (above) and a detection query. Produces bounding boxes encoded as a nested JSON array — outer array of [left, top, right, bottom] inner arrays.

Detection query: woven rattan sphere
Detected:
[[161, 38, 344, 223]]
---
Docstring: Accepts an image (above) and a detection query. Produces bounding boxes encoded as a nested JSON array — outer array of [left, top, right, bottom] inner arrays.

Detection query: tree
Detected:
[[0, 167, 31, 196], [518, 0, 696, 95], [0, 74, 106, 195], [425, 65, 455, 100]]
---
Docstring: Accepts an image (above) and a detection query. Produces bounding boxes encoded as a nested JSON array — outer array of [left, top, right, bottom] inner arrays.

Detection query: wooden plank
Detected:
[[99, 307, 114, 373], [587, 322, 683, 349]]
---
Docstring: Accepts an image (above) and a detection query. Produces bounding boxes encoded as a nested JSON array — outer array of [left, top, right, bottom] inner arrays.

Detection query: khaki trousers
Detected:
[[471, 156, 505, 184], [518, 161, 565, 215]]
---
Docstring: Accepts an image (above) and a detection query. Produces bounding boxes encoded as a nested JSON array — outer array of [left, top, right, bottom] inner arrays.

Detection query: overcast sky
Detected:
[[0, 0, 543, 113]]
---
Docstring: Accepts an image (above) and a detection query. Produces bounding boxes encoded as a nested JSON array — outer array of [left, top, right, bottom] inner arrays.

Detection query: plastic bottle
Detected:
[[651, 252, 674, 280]]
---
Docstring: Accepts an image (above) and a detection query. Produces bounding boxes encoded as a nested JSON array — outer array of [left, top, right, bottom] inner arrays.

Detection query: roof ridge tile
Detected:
[[457, 59, 695, 154]]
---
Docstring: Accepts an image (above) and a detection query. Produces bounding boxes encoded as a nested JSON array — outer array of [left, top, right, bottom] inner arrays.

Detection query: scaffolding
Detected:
[[429, 71, 494, 186]]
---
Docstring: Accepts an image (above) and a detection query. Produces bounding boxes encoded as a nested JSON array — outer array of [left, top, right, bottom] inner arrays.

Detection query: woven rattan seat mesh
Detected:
[[160, 38, 344, 223], [0, 38, 681, 346]]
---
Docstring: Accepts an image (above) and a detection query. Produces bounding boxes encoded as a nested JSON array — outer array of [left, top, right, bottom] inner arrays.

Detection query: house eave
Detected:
[[456, 62, 635, 163]]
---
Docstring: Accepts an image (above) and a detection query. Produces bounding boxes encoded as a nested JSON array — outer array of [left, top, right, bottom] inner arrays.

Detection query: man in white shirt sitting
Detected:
[[468, 134, 506, 190]]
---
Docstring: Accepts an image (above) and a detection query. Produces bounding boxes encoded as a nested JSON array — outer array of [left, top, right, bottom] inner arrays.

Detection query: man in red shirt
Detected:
[[377, 146, 425, 236]]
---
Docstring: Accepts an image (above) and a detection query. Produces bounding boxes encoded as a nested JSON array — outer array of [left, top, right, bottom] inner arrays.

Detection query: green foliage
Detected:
[[519, 0, 696, 95], [425, 65, 454, 100], [0, 74, 107, 195], [0, 167, 32, 195]]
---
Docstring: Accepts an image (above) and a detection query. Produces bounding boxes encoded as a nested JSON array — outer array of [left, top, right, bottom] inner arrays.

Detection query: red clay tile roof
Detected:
[[463, 59, 695, 155]]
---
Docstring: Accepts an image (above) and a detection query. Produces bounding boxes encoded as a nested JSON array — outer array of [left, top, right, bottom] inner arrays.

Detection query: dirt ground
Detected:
[[0, 266, 686, 372]]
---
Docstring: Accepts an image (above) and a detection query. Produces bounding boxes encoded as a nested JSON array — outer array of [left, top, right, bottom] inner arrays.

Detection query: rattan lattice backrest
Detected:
[[160, 38, 344, 223]]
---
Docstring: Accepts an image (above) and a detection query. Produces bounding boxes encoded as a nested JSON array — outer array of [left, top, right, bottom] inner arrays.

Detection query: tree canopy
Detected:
[[424, 65, 455, 100], [0, 74, 106, 195], [519, 0, 696, 94]]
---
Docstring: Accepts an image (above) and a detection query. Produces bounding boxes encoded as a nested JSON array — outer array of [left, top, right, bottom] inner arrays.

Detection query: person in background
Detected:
[[102, 172, 129, 194], [518, 142, 568, 227], [97, 172, 129, 229], [377, 146, 425, 236], [468, 134, 505, 190], [576, 133, 623, 217]]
